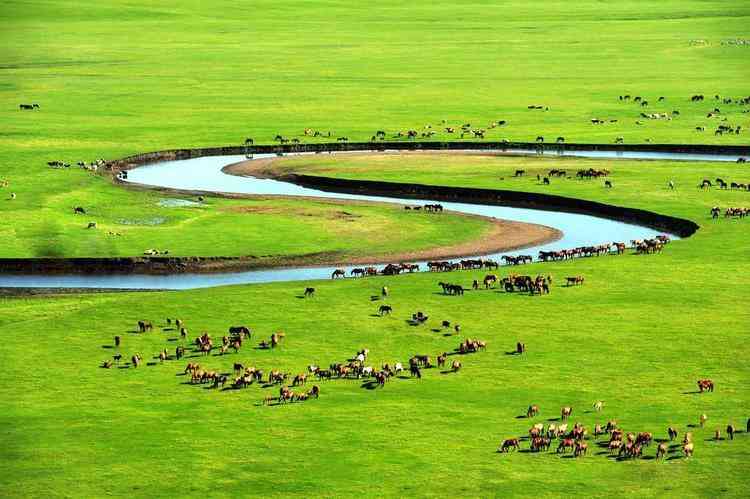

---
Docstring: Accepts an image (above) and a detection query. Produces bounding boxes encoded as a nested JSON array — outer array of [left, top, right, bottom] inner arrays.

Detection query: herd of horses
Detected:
[[700, 178, 750, 191], [245, 93, 750, 148], [498, 382, 747, 461], [711, 206, 749, 219], [102, 309, 501, 405], [404, 204, 444, 212], [620, 93, 748, 139], [328, 237, 669, 281]]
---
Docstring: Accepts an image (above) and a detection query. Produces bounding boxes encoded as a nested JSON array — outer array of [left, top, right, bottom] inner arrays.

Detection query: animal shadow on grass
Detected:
[[117, 365, 130, 370], [146, 362, 158, 367], [431, 328, 441, 333], [396, 375, 410, 380], [101, 345, 114, 349], [166, 338, 178, 342], [505, 351, 522, 356], [369, 314, 382, 318], [515, 415, 527, 420], [595, 451, 609, 456], [682, 390, 702, 395], [370, 296, 381, 301], [163, 327, 175, 332], [687, 424, 699, 428], [360, 381, 379, 390], [295, 295, 306, 299], [548, 417, 562, 422], [641, 455, 656, 461], [667, 455, 683, 461]]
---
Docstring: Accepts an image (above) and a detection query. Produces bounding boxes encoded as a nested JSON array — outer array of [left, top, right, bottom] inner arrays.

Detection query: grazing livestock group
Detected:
[[499, 388, 745, 461]]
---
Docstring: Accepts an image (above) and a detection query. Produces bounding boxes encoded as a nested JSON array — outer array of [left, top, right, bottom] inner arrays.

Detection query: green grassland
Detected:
[[1, 1, 750, 497], [1, 155, 749, 498], [0, 183, 496, 262], [1, 0, 749, 259]]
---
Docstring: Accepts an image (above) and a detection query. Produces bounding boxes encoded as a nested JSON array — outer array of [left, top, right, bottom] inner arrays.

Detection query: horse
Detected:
[[498, 438, 520, 453], [304, 287, 315, 297], [378, 305, 392, 316], [331, 269, 346, 279]]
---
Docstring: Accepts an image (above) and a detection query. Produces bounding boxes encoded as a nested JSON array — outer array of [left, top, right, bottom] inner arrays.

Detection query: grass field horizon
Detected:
[[1, 1, 749, 497]]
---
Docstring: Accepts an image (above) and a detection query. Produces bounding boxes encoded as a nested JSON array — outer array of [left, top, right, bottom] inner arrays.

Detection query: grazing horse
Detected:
[[499, 438, 520, 453], [73, 206, 86, 214], [483, 274, 498, 289], [668, 427, 678, 441], [557, 438, 575, 454], [516, 342, 525, 354], [331, 269, 345, 279], [566, 276, 584, 286], [683, 442, 694, 458], [561, 406, 572, 420], [697, 379, 714, 392], [527, 404, 540, 418], [138, 320, 153, 332], [451, 360, 462, 372], [656, 442, 668, 459], [378, 305, 392, 316], [304, 287, 315, 297]]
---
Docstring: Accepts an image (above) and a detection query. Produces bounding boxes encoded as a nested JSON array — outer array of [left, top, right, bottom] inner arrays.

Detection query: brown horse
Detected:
[[499, 438, 520, 453]]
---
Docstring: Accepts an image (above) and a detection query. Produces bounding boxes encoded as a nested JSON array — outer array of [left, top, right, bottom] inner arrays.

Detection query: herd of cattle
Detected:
[[498, 385, 748, 461]]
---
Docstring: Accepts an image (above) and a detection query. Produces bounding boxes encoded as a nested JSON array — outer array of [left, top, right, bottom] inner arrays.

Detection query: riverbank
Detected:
[[224, 152, 700, 238]]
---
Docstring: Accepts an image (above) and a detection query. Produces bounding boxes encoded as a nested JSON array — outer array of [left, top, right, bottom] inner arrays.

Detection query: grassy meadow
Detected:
[[0, 1, 749, 498], [1, 156, 749, 497], [1, 0, 749, 257]]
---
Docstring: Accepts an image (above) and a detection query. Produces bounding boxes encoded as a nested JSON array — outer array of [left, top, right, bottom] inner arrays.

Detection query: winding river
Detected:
[[0, 149, 741, 290]]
